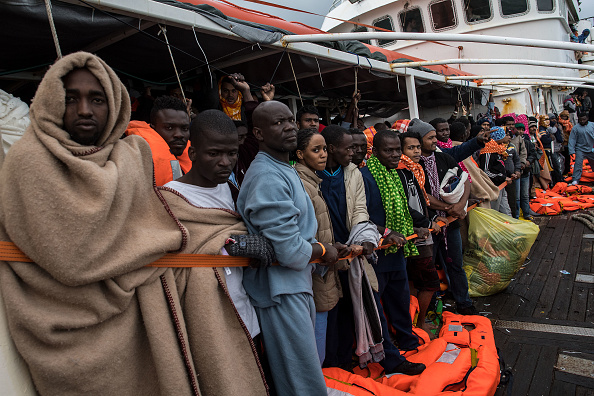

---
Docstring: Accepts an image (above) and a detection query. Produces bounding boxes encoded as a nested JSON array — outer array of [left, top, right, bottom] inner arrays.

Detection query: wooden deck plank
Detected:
[[568, 283, 591, 322], [509, 219, 559, 317], [510, 343, 541, 396], [532, 217, 574, 318], [550, 380, 577, 395], [550, 220, 584, 320], [527, 344, 558, 396], [576, 386, 594, 396], [588, 288, 594, 324]]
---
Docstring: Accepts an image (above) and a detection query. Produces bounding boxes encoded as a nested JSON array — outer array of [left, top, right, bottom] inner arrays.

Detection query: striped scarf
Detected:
[[399, 154, 430, 205], [421, 153, 446, 218], [436, 139, 472, 183], [367, 156, 418, 257]]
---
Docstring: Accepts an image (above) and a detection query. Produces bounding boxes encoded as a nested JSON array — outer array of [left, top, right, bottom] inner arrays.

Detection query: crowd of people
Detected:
[[1, 51, 594, 396]]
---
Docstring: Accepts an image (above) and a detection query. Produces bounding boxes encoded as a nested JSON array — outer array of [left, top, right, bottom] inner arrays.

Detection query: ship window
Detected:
[[372, 16, 396, 46], [463, 0, 492, 23], [429, 0, 457, 31], [352, 24, 371, 45], [501, 0, 528, 16], [398, 8, 425, 33], [537, 0, 554, 12]]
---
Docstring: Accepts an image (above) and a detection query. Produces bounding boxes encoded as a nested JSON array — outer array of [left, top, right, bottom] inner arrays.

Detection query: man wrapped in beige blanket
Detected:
[[0, 52, 267, 396]]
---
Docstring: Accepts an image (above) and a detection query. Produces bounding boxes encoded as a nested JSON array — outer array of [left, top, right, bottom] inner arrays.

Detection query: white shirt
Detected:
[[164, 180, 260, 338]]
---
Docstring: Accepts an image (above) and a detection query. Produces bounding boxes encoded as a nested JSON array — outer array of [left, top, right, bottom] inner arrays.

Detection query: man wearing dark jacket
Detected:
[[430, 118, 490, 162]]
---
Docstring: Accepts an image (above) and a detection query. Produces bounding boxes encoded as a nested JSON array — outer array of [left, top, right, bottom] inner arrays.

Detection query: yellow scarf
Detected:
[[218, 77, 243, 120]]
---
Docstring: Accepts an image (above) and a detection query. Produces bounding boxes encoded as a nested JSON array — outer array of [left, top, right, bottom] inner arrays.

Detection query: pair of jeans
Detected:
[[514, 178, 521, 218], [315, 311, 328, 366], [572, 150, 594, 183], [434, 228, 473, 308], [519, 175, 532, 217]]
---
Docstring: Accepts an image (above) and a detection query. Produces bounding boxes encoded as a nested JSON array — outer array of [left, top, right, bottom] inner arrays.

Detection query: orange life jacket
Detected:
[[125, 121, 192, 186]]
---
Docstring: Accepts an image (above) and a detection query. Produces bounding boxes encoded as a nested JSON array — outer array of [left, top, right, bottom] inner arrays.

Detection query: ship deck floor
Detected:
[[473, 213, 594, 395]]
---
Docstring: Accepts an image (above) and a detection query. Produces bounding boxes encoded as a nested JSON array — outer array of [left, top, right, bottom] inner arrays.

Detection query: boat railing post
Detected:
[[405, 74, 419, 119]]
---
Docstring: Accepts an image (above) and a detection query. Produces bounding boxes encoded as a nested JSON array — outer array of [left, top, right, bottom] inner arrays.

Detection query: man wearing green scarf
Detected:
[[360, 130, 421, 352]]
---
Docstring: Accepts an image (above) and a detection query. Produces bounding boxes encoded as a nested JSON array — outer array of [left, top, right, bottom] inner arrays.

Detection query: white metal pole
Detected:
[[282, 33, 594, 52], [389, 58, 594, 72], [405, 75, 419, 119], [485, 82, 594, 89], [446, 75, 594, 84]]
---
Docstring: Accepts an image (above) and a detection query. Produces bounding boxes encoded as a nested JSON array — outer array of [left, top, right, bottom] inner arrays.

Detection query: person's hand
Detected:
[[447, 201, 467, 219], [413, 227, 430, 241], [333, 242, 351, 259], [184, 98, 193, 114], [228, 73, 250, 93], [461, 104, 467, 116], [352, 90, 361, 103], [477, 130, 491, 145], [382, 231, 406, 249], [225, 234, 276, 268], [514, 171, 521, 179], [319, 243, 339, 266], [468, 102, 473, 111], [430, 221, 442, 234], [521, 162, 526, 170], [434, 216, 449, 233], [505, 177, 512, 184], [260, 83, 275, 101], [361, 241, 375, 256]]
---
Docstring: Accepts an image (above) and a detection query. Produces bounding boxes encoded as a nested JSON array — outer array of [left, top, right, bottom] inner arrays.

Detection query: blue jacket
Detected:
[[237, 152, 318, 308], [439, 138, 483, 163]]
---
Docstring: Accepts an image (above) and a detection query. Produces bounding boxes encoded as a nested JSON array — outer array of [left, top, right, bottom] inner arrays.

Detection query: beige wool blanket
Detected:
[[0, 52, 266, 396], [451, 140, 500, 207]]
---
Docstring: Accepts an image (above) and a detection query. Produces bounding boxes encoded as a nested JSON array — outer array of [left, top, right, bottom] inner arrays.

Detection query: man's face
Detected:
[[189, 130, 238, 188], [151, 109, 190, 157], [516, 127, 526, 135], [481, 121, 491, 131], [169, 87, 183, 101], [237, 125, 248, 146], [351, 134, 367, 166], [421, 130, 438, 154], [329, 133, 353, 168], [373, 136, 401, 170], [401, 136, 422, 163], [220, 81, 239, 105], [498, 132, 511, 145], [298, 112, 319, 130], [505, 120, 516, 136], [529, 126, 537, 134], [254, 102, 298, 154], [435, 122, 450, 142], [62, 68, 109, 146], [579, 115, 589, 126]]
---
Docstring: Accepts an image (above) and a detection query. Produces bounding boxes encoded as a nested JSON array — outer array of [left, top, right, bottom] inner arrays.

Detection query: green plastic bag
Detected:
[[463, 207, 540, 297]]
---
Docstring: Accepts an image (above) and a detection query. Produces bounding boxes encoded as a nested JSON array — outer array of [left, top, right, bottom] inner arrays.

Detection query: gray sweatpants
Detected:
[[256, 292, 327, 396], [491, 188, 512, 217]]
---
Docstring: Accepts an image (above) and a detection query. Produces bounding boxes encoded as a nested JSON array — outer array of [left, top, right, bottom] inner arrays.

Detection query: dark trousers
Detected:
[[324, 271, 354, 368], [376, 269, 419, 350], [505, 182, 517, 218], [373, 291, 406, 371]]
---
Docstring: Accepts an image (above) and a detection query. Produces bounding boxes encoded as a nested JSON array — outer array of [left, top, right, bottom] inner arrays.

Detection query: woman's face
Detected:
[[298, 133, 327, 171]]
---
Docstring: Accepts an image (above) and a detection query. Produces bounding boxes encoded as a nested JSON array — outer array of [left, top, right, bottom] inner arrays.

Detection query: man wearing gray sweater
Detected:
[[237, 101, 338, 396], [569, 113, 594, 185]]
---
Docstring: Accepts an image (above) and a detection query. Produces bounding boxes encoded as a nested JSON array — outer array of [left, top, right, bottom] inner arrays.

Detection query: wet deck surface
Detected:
[[474, 214, 594, 395]]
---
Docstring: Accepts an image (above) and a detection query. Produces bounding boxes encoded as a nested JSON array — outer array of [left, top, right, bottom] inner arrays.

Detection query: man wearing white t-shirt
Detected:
[[164, 109, 260, 337]]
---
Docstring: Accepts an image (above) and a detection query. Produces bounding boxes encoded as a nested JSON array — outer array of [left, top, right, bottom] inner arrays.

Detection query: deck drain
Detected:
[[555, 354, 594, 378], [494, 320, 594, 337], [576, 273, 594, 284]]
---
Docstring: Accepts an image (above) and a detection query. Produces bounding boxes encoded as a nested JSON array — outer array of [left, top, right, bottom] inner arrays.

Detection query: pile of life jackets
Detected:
[[565, 156, 594, 183], [530, 182, 594, 215], [324, 298, 501, 395]]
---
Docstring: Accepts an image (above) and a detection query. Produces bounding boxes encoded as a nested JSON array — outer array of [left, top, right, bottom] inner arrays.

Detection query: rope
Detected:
[[268, 48, 286, 84], [315, 57, 324, 89], [158, 25, 187, 105], [192, 27, 213, 89], [287, 51, 303, 107], [0, 183, 506, 268], [44, 0, 63, 59], [572, 212, 594, 232]]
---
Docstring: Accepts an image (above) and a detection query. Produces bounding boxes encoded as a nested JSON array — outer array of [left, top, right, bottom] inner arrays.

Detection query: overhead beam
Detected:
[[82, 21, 156, 53], [485, 82, 594, 89], [389, 58, 594, 72], [447, 75, 594, 84], [283, 32, 594, 52]]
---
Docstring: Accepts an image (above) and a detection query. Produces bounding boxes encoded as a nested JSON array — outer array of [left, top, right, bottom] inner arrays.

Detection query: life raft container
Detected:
[[324, 311, 500, 395]]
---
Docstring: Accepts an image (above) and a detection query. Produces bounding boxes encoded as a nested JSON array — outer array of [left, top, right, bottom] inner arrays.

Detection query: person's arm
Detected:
[[343, 90, 361, 127], [568, 127, 577, 154], [447, 179, 471, 219], [242, 172, 331, 270], [228, 73, 255, 102], [440, 130, 489, 162]]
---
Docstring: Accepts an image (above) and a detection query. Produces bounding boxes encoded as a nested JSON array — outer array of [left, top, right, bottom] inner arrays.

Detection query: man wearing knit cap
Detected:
[[410, 118, 477, 315]]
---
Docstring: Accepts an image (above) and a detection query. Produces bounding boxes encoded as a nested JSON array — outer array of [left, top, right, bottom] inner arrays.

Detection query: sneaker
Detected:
[[571, 180, 579, 186], [388, 360, 426, 376], [524, 215, 534, 221], [456, 305, 479, 315]]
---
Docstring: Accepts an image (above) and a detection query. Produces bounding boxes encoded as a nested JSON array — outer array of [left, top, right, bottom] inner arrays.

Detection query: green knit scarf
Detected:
[[367, 156, 418, 257]]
